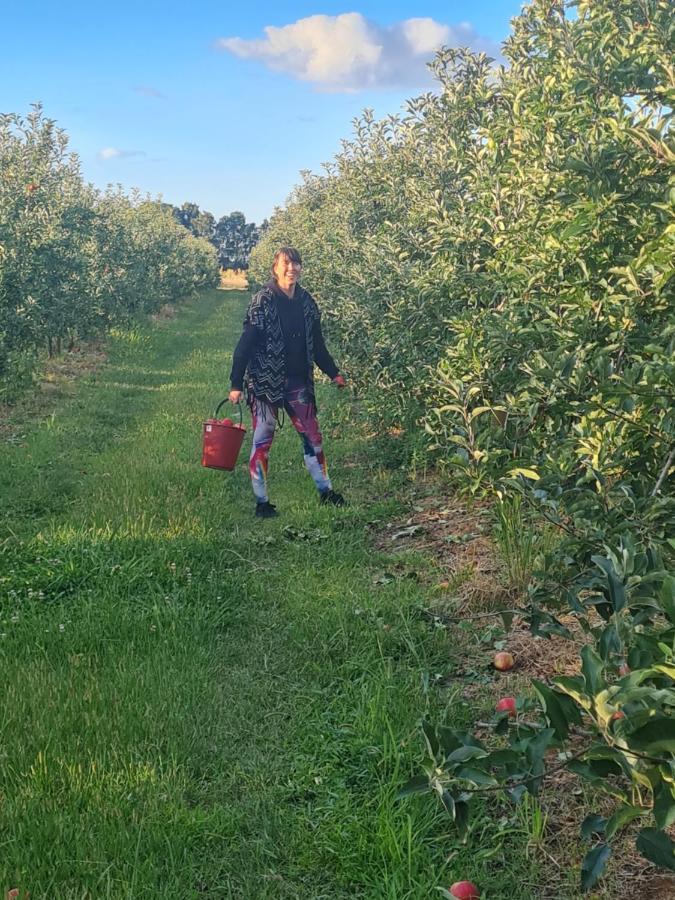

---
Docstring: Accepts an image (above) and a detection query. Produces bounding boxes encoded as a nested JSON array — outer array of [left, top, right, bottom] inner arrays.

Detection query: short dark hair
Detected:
[[271, 246, 302, 276]]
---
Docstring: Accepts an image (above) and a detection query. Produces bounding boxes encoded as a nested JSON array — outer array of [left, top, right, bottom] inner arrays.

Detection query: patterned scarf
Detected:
[[244, 280, 320, 411]]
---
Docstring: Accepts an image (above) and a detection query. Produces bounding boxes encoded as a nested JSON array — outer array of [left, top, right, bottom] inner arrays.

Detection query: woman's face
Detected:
[[273, 254, 302, 288]]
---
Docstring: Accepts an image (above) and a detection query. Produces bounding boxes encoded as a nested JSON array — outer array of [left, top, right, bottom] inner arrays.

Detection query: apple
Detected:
[[496, 696, 516, 717], [450, 881, 480, 899], [493, 651, 514, 671], [221, 417, 233, 426], [610, 710, 626, 722], [25, 183, 38, 193]]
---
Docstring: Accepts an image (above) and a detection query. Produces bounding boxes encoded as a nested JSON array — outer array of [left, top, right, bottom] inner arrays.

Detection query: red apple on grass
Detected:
[[493, 651, 514, 671], [496, 696, 517, 717], [450, 881, 480, 898]]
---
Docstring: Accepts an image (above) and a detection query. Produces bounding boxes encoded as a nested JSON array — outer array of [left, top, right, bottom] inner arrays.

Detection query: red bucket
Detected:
[[202, 400, 246, 471]]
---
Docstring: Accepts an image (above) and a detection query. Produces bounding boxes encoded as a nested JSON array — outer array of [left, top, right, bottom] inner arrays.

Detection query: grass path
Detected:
[[0, 290, 552, 898]]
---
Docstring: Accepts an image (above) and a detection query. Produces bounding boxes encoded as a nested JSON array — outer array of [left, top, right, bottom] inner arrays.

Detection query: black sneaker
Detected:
[[319, 489, 346, 507], [255, 501, 278, 518]]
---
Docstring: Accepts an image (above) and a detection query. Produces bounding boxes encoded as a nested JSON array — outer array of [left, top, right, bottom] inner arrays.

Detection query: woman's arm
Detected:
[[312, 318, 340, 380], [230, 324, 261, 389]]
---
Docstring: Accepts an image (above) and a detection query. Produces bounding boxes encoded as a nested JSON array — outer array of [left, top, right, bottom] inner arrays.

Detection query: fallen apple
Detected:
[[493, 651, 514, 671], [25, 183, 38, 193], [496, 696, 516, 716], [450, 881, 480, 899]]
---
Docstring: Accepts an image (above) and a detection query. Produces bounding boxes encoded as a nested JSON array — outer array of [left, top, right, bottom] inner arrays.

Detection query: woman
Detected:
[[229, 246, 346, 518]]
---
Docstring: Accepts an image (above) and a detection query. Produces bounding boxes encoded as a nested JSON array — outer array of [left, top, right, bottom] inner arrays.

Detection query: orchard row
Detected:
[[251, 0, 674, 889], [0, 105, 220, 395]]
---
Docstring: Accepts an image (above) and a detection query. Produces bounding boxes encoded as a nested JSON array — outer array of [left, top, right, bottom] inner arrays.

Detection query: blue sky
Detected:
[[2, 1, 524, 225]]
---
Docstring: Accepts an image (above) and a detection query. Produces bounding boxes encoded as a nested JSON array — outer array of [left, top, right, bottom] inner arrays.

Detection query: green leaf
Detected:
[[636, 828, 675, 871], [580, 814, 607, 841], [440, 789, 455, 817], [591, 555, 625, 612], [605, 804, 644, 839], [565, 155, 593, 175], [653, 782, 675, 830], [555, 675, 593, 712], [607, 571, 626, 613], [584, 745, 632, 779], [422, 720, 440, 758], [560, 216, 589, 239], [651, 665, 675, 681], [598, 624, 621, 661], [581, 645, 605, 696], [468, 405, 493, 422], [566, 761, 628, 800], [659, 577, 675, 625], [532, 680, 573, 740], [436, 726, 463, 756], [630, 718, 675, 754], [507, 467, 540, 480], [581, 844, 611, 891], [455, 767, 499, 786], [454, 800, 470, 841], [397, 775, 430, 799], [508, 784, 527, 803], [445, 745, 489, 765]]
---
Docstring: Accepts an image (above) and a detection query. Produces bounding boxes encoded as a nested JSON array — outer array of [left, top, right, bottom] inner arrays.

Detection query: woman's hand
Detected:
[[333, 374, 346, 389], [229, 389, 243, 404]]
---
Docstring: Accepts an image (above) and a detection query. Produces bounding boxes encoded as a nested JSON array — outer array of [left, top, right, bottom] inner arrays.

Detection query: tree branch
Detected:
[[652, 446, 675, 497]]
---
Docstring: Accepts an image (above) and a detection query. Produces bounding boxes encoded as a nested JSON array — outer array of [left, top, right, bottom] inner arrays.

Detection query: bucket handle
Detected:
[[214, 399, 243, 426]]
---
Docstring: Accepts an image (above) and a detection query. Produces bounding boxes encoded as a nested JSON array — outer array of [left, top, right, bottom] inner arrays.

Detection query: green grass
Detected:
[[0, 290, 560, 898]]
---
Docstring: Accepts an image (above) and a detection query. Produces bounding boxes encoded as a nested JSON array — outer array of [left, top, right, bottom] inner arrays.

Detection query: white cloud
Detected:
[[134, 85, 166, 99], [216, 13, 500, 92], [98, 147, 147, 160]]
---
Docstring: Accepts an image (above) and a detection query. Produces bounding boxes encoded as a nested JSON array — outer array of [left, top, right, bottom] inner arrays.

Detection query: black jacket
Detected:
[[230, 280, 339, 408]]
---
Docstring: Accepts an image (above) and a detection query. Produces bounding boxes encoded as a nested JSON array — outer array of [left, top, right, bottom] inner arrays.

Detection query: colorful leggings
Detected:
[[249, 378, 331, 502]]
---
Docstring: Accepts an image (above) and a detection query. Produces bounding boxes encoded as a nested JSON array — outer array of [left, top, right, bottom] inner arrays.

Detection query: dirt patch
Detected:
[[372, 493, 506, 607], [502, 617, 587, 680]]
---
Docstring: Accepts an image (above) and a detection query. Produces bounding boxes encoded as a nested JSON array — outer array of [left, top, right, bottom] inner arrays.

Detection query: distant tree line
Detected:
[[168, 203, 266, 270]]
